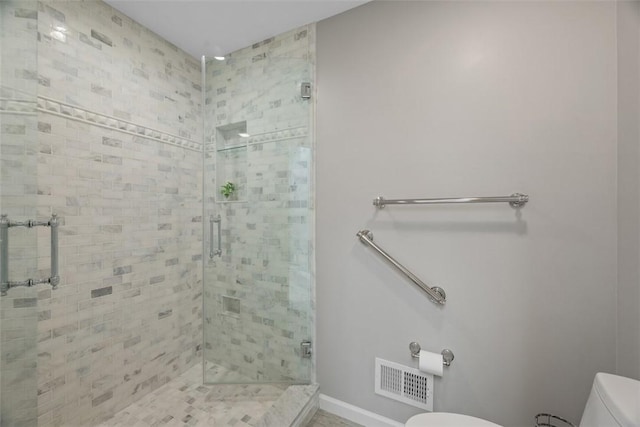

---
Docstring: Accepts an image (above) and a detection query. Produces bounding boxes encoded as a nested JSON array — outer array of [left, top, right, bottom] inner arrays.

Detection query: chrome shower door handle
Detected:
[[210, 215, 221, 258], [0, 213, 60, 295], [1, 215, 9, 295], [49, 214, 59, 288]]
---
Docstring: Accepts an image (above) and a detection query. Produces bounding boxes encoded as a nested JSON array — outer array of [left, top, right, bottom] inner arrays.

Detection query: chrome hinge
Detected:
[[301, 340, 312, 358], [301, 82, 311, 100]]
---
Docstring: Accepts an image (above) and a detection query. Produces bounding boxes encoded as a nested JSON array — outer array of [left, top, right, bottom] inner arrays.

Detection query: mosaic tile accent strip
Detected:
[[37, 96, 202, 151], [204, 125, 309, 152], [0, 98, 37, 114]]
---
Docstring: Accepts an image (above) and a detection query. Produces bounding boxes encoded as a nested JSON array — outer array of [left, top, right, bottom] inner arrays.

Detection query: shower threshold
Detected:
[[98, 364, 318, 427]]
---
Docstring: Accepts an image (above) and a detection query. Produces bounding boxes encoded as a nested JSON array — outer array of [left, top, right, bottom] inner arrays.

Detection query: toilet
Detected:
[[405, 373, 640, 427], [406, 413, 501, 426], [579, 373, 640, 427]]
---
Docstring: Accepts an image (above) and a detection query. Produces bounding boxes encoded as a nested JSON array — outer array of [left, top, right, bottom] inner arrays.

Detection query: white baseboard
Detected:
[[319, 394, 405, 427]]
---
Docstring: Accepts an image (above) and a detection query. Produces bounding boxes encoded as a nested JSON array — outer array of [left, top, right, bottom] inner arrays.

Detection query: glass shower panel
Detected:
[[0, 0, 40, 425], [203, 25, 314, 384]]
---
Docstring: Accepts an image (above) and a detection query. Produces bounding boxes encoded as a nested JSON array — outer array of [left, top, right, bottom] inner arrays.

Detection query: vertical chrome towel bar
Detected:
[[356, 230, 446, 305], [0, 213, 60, 296]]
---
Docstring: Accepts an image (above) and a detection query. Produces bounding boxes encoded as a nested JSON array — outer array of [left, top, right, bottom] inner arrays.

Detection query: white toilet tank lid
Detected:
[[593, 373, 640, 427], [406, 413, 502, 427]]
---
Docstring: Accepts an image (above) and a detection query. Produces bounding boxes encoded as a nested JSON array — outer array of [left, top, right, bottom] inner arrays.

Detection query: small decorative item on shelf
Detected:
[[221, 181, 236, 199]]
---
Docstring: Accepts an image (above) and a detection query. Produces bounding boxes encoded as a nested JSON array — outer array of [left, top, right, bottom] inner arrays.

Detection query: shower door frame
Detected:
[[201, 25, 316, 386]]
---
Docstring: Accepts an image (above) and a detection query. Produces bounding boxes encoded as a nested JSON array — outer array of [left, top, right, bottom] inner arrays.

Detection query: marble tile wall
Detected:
[[203, 25, 315, 384], [3, 1, 316, 425], [37, 0, 202, 146], [0, 0, 38, 103], [15, 1, 202, 425], [35, 117, 203, 427], [1, 1, 40, 426]]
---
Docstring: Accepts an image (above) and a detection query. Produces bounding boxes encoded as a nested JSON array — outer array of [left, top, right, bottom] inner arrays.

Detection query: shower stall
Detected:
[[202, 27, 315, 385], [0, 1, 315, 425]]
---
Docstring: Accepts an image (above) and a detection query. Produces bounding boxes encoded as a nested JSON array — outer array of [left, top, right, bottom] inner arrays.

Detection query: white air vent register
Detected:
[[375, 358, 434, 411]]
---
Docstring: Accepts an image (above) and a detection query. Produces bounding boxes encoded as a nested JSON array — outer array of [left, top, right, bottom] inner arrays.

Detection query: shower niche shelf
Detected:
[[216, 121, 248, 203]]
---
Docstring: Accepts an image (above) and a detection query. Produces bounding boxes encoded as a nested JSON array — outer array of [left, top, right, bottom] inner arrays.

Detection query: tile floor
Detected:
[[98, 364, 286, 427], [306, 410, 363, 427], [99, 363, 357, 427]]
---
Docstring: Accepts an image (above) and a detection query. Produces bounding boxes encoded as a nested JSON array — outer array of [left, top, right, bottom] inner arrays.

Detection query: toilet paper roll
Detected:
[[418, 350, 443, 377]]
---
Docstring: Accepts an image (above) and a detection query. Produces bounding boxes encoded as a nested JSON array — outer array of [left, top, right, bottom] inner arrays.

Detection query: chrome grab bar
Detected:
[[0, 213, 60, 296], [373, 193, 529, 208], [209, 214, 221, 258], [356, 230, 446, 305]]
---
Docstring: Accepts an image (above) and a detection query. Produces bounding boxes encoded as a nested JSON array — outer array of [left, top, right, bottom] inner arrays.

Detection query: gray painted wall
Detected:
[[617, 0, 640, 380], [316, 2, 618, 426]]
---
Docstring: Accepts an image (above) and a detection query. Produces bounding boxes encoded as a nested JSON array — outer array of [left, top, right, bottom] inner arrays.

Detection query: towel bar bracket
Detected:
[[508, 193, 529, 208], [430, 286, 446, 303]]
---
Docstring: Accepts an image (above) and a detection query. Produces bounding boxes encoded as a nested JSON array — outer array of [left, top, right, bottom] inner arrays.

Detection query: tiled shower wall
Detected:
[[31, 1, 201, 425], [203, 26, 315, 383], [1, 1, 40, 425]]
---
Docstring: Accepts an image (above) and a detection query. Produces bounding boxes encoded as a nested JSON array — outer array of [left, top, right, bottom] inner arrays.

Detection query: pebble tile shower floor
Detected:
[[98, 364, 286, 426]]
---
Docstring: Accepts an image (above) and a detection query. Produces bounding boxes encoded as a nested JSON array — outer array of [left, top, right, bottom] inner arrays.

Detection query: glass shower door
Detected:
[[0, 1, 40, 425], [203, 26, 314, 384]]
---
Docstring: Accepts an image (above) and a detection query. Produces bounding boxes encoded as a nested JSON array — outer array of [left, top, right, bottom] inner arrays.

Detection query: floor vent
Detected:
[[374, 358, 433, 411]]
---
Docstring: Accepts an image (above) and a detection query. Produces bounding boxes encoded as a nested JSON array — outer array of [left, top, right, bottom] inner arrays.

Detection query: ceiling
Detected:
[[104, 0, 368, 58]]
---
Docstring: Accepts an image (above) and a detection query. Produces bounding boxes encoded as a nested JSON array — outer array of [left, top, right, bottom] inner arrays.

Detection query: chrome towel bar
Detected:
[[373, 193, 529, 208], [356, 230, 446, 305]]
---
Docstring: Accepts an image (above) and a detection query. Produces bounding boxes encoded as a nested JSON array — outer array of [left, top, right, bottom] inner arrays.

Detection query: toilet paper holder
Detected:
[[409, 342, 455, 367]]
